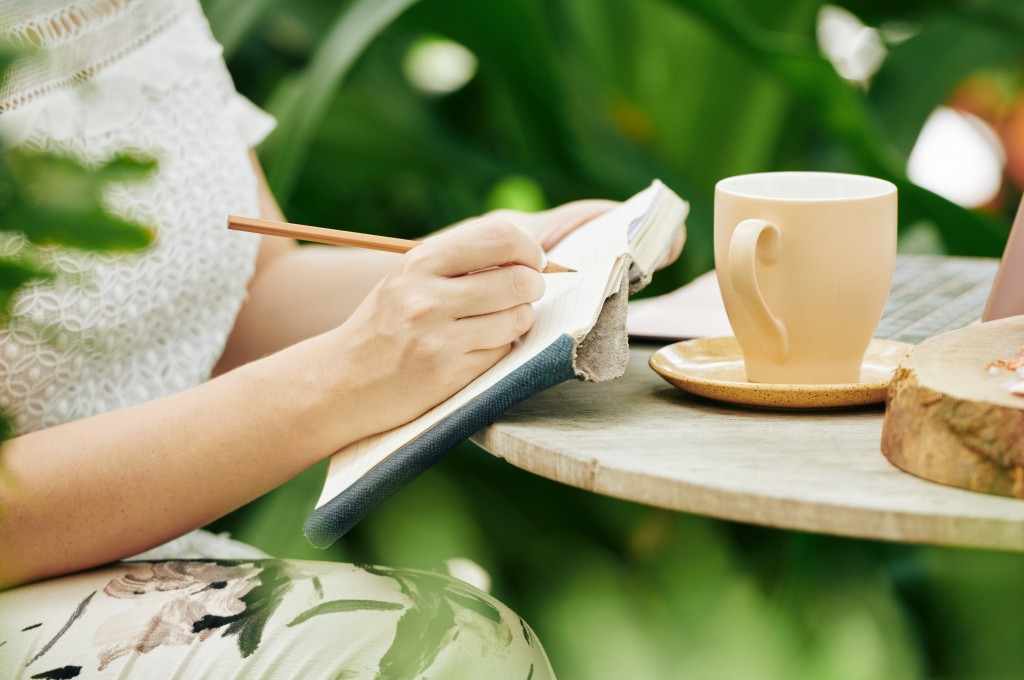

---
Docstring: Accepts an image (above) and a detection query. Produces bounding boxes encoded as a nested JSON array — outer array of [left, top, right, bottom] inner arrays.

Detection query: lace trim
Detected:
[[3, 0, 134, 47], [0, 0, 187, 114]]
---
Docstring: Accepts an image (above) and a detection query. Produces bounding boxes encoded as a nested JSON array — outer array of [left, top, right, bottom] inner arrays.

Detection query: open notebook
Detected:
[[304, 180, 689, 547]]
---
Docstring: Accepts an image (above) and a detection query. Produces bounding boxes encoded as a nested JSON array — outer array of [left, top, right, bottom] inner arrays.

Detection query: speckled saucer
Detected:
[[649, 336, 914, 409]]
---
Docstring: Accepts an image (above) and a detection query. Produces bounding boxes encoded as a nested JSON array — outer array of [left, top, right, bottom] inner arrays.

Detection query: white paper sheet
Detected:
[[627, 270, 733, 340]]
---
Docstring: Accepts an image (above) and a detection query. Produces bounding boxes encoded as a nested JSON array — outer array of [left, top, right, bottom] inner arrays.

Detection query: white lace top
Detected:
[[0, 0, 272, 436]]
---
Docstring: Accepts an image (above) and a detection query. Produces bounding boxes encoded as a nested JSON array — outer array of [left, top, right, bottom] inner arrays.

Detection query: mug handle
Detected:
[[728, 219, 789, 363]]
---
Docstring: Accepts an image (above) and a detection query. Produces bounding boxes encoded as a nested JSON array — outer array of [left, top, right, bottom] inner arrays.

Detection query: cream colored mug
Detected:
[[714, 172, 897, 384]]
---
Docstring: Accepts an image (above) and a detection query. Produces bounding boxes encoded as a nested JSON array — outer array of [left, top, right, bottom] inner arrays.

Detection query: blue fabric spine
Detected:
[[304, 333, 579, 548]]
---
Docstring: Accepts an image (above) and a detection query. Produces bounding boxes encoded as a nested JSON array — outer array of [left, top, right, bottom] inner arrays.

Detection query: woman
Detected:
[[0, 1, 681, 677]]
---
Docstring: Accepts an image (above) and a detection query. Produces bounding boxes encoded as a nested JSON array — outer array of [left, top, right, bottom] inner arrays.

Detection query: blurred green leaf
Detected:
[[912, 545, 1024, 679], [261, 0, 422, 204], [897, 220, 947, 255], [0, 411, 11, 444], [2, 151, 155, 250], [486, 175, 547, 212], [356, 466, 492, 574], [0, 37, 32, 94], [0, 255, 52, 318], [3, 202, 154, 251], [7, 150, 156, 203]]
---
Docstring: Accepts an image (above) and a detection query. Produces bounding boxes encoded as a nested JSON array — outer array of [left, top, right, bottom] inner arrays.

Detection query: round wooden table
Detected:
[[472, 343, 1024, 552]]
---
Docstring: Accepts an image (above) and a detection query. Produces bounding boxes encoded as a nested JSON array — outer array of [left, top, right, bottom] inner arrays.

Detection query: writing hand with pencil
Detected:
[[313, 218, 550, 440], [221, 198, 628, 443]]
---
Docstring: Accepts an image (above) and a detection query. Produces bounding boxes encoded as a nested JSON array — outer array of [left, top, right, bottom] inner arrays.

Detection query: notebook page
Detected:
[[314, 187, 655, 508], [631, 190, 689, 273]]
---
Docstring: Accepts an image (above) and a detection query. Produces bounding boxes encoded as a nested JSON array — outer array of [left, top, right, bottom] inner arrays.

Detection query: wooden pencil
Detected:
[[226, 215, 574, 273]]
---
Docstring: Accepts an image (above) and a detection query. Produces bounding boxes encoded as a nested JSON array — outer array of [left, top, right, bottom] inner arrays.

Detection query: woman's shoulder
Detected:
[[0, 0, 272, 437], [0, 0, 234, 145]]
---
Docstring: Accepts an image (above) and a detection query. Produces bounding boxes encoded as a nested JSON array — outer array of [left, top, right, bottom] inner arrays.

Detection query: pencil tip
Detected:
[[542, 261, 575, 274]]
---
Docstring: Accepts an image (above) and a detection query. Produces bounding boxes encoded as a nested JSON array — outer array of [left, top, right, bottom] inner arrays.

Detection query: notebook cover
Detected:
[[303, 333, 579, 548]]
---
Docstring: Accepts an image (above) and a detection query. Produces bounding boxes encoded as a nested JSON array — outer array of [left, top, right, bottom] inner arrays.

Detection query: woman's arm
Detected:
[[0, 197, 547, 589]]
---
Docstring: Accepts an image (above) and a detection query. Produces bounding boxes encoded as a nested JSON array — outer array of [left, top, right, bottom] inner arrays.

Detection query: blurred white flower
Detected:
[[404, 36, 478, 94], [907, 106, 1006, 208], [817, 5, 887, 86]]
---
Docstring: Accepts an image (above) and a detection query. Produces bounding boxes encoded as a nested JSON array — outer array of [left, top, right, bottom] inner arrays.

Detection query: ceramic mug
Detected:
[[714, 171, 897, 384]]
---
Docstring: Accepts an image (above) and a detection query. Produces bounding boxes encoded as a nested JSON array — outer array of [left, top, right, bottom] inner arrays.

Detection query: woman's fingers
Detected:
[[418, 218, 545, 276], [442, 265, 545, 318], [465, 343, 515, 373], [455, 303, 536, 350], [656, 221, 687, 270]]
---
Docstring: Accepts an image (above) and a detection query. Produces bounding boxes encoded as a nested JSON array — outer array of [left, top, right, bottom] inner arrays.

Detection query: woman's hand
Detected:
[[325, 217, 546, 440]]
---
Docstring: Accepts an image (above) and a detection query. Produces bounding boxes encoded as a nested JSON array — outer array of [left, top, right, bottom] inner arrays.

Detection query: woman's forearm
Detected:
[[214, 151, 402, 374], [214, 245, 400, 374], [0, 332, 363, 589]]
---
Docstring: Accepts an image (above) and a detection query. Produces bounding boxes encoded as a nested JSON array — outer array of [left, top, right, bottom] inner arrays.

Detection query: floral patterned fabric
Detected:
[[0, 559, 554, 679]]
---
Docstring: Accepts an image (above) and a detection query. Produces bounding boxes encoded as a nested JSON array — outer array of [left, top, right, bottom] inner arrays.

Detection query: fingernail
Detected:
[[539, 251, 548, 272]]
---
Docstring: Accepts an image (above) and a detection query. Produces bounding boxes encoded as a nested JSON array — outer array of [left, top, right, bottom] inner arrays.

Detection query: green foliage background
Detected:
[[3, 0, 1020, 677], [195, 1, 1024, 677]]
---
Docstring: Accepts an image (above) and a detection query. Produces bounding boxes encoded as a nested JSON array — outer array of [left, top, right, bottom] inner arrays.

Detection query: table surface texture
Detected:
[[472, 344, 1024, 552]]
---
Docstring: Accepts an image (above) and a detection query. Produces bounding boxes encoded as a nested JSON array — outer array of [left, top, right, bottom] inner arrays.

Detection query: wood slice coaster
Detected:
[[882, 316, 1024, 498]]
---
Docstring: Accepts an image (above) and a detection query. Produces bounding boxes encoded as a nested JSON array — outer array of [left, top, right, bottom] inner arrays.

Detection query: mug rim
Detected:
[[716, 171, 897, 202]]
